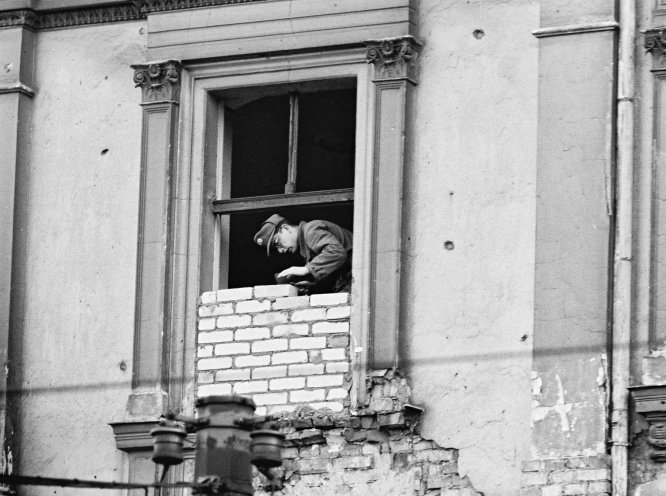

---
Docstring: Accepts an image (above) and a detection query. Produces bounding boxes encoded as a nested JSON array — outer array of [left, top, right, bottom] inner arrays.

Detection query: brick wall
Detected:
[[197, 285, 352, 416], [521, 456, 611, 496]]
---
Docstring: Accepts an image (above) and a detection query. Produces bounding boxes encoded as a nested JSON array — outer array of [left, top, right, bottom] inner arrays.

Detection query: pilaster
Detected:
[[0, 20, 35, 491], [365, 36, 421, 369], [127, 60, 181, 418]]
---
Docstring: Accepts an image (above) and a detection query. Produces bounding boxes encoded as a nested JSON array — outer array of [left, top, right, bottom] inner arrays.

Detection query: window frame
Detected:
[[178, 49, 375, 408]]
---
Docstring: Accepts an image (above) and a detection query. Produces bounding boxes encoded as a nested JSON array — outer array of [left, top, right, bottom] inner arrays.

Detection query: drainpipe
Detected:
[[611, 0, 635, 495]]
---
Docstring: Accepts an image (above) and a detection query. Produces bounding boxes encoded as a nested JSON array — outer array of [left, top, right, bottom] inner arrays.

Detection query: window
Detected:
[[209, 80, 357, 289]]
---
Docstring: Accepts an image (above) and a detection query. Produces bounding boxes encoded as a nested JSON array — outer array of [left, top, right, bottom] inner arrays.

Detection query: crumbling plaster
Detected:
[[403, 1, 538, 495], [11, 21, 146, 485]]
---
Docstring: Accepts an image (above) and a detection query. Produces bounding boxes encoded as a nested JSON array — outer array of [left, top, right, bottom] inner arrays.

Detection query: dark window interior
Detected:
[[221, 83, 356, 288]]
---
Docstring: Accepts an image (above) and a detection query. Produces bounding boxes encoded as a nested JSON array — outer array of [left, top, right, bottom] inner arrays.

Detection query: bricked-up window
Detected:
[[210, 79, 356, 289]]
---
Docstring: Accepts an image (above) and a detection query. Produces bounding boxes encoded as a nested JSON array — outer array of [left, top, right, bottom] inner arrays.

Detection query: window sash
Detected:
[[211, 187, 354, 215]]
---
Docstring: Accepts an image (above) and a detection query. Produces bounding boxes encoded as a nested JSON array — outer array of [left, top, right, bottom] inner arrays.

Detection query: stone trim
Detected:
[[0, 0, 263, 30], [521, 456, 611, 496], [532, 21, 619, 39]]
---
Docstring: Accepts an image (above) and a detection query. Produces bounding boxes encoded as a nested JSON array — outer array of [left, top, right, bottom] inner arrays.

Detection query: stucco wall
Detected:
[[10, 20, 146, 489], [404, 2, 539, 495]]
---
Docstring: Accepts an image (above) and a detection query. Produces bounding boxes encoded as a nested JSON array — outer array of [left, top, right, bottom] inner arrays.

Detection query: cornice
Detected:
[[0, 0, 264, 30]]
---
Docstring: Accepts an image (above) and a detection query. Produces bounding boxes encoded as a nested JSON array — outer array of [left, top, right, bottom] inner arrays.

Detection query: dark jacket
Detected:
[[297, 220, 352, 293]]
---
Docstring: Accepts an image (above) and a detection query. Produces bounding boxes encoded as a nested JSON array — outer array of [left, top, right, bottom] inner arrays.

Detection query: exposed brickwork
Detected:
[[521, 456, 611, 496], [197, 286, 352, 416], [253, 407, 483, 496]]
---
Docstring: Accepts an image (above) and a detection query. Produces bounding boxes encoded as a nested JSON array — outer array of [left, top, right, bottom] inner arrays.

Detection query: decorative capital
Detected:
[[646, 29, 666, 58], [631, 385, 666, 461], [131, 60, 182, 103], [366, 36, 422, 83]]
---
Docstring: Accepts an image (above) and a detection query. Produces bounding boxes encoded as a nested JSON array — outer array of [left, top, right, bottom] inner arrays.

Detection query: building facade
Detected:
[[1, 0, 663, 495]]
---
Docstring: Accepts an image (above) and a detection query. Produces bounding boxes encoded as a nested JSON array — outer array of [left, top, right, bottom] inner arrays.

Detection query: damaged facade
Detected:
[[2, 0, 666, 495]]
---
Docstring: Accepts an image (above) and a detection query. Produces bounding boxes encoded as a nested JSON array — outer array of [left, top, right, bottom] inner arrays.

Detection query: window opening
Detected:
[[211, 80, 357, 289]]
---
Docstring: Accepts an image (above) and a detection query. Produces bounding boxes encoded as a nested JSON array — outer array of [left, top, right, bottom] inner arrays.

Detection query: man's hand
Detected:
[[277, 266, 310, 279]]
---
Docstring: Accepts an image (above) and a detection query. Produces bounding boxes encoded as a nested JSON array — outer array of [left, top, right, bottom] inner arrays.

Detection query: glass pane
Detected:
[[230, 94, 289, 198]]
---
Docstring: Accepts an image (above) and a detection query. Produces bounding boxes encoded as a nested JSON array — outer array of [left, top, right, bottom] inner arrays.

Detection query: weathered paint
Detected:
[[404, 1, 538, 494], [8, 20, 146, 490]]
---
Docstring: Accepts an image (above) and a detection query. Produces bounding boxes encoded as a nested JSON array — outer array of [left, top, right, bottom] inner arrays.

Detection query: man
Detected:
[[254, 214, 352, 294]]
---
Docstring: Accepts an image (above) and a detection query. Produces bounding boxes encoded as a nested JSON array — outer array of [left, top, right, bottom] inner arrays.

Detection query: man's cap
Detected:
[[254, 214, 286, 256]]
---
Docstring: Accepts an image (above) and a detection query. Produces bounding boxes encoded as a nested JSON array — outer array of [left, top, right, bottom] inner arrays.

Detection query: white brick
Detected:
[[235, 355, 271, 367], [253, 392, 288, 406], [201, 291, 218, 304], [234, 381, 268, 394], [216, 287, 253, 302], [197, 345, 213, 358], [272, 350, 308, 364], [254, 285, 298, 298], [326, 361, 350, 373], [289, 363, 325, 376], [235, 327, 270, 341], [198, 371, 214, 384], [199, 305, 214, 317], [215, 369, 251, 382], [312, 322, 349, 334], [273, 296, 310, 310], [255, 406, 267, 416], [211, 303, 234, 316], [290, 337, 326, 350], [273, 323, 309, 337], [290, 389, 325, 403], [236, 299, 271, 313], [198, 318, 216, 331], [253, 312, 289, 326], [270, 377, 306, 390], [198, 330, 233, 344], [252, 366, 288, 379], [198, 357, 232, 370], [326, 306, 351, 320], [291, 308, 327, 322], [321, 348, 346, 361], [267, 404, 297, 414], [326, 388, 349, 400], [216, 314, 252, 329], [310, 401, 344, 412], [308, 374, 344, 387], [198, 383, 232, 396], [214, 342, 250, 356], [252, 339, 288, 353], [310, 293, 349, 306]]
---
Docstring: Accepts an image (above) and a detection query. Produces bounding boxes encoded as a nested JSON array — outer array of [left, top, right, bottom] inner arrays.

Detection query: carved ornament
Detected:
[[366, 36, 422, 82], [0, 0, 262, 30], [630, 385, 666, 462], [0, 9, 39, 29], [645, 29, 666, 57], [132, 61, 182, 103]]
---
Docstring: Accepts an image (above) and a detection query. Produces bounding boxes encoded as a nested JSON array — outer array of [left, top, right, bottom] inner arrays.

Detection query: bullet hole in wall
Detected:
[[101, 148, 109, 155], [473, 29, 485, 40], [118, 360, 127, 371], [444, 241, 454, 250], [521, 334, 528, 342]]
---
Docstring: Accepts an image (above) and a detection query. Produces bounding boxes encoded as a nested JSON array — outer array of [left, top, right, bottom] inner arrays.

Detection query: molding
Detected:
[[132, 60, 182, 103], [366, 36, 422, 83], [110, 420, 195, 451], [0, 82, 35, 97], [0, 9, 39, 29], [0, 0, 264, 30], [630, 385, 666, 462], [532, 21, 619, 38]]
